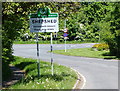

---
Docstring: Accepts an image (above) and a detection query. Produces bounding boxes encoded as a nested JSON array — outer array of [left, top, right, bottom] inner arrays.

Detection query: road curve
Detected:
[[13, 43, 118, 89]]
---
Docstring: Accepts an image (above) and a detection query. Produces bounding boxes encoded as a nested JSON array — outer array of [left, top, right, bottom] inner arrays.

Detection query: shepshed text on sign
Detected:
[[30, 17, 59, 32], [32, 18, 57, 24]]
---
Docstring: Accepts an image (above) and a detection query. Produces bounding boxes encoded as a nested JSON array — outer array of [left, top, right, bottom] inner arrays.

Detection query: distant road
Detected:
[[13, 43, 118, 89]]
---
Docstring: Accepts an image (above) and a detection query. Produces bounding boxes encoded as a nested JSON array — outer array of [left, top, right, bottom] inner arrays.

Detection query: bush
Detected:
[[92, 43, 109, 51]]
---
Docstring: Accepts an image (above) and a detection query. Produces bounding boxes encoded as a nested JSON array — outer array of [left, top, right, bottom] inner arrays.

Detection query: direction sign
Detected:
[[30, 7, 59, 32]]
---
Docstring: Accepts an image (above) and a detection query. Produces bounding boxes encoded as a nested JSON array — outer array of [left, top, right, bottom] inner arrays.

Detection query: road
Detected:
[[13, 43, 118, 89]]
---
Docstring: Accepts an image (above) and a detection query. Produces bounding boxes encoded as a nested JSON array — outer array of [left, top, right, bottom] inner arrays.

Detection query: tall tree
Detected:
[[99, 2, 120, 57]]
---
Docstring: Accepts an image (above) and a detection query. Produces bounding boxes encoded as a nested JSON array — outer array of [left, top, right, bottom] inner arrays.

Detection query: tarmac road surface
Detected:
[[13, 43, 118, 89]]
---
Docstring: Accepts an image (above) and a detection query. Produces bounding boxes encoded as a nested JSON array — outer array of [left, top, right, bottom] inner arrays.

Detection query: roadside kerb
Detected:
[[71, 68, 86, 90], [53, 63, 86, 90]]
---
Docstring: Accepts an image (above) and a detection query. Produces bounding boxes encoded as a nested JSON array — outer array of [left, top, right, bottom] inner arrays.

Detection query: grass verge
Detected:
[[9, 56, 77, 89], [53, 48, 118, 59]]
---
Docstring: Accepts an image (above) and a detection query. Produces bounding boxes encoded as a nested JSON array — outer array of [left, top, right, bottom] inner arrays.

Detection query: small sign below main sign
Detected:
[[63, 33, 68, 37]]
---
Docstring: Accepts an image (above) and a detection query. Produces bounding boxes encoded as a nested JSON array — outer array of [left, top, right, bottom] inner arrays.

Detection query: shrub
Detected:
[[92, 43, 109, 51]]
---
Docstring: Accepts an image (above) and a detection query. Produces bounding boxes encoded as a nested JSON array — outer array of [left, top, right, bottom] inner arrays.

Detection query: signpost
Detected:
[[63, 32, 68, 52], [30, 7, 59, 77], [63, 19, 68, 52], [36, 33, 40, 77], [63, 28, 68, 52]]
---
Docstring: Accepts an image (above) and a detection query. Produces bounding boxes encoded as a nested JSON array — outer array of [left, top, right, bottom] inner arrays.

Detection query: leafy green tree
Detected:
[[99, 2, 120, 57], [2, 2, 39, 81]]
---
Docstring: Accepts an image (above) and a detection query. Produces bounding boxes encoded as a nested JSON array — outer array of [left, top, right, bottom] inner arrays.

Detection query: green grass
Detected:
[[9, 56, 77, 89], [14, 40, 94, 44], [53, 48, 118, 59]]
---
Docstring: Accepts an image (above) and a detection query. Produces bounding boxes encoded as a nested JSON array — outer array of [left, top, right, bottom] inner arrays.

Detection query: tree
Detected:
[[99, 2, 120, 57], [2, 2, 39, 81]]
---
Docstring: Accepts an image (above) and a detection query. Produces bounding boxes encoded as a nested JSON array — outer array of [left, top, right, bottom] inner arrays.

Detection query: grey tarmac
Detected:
[[13, 43, 118, 89]]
